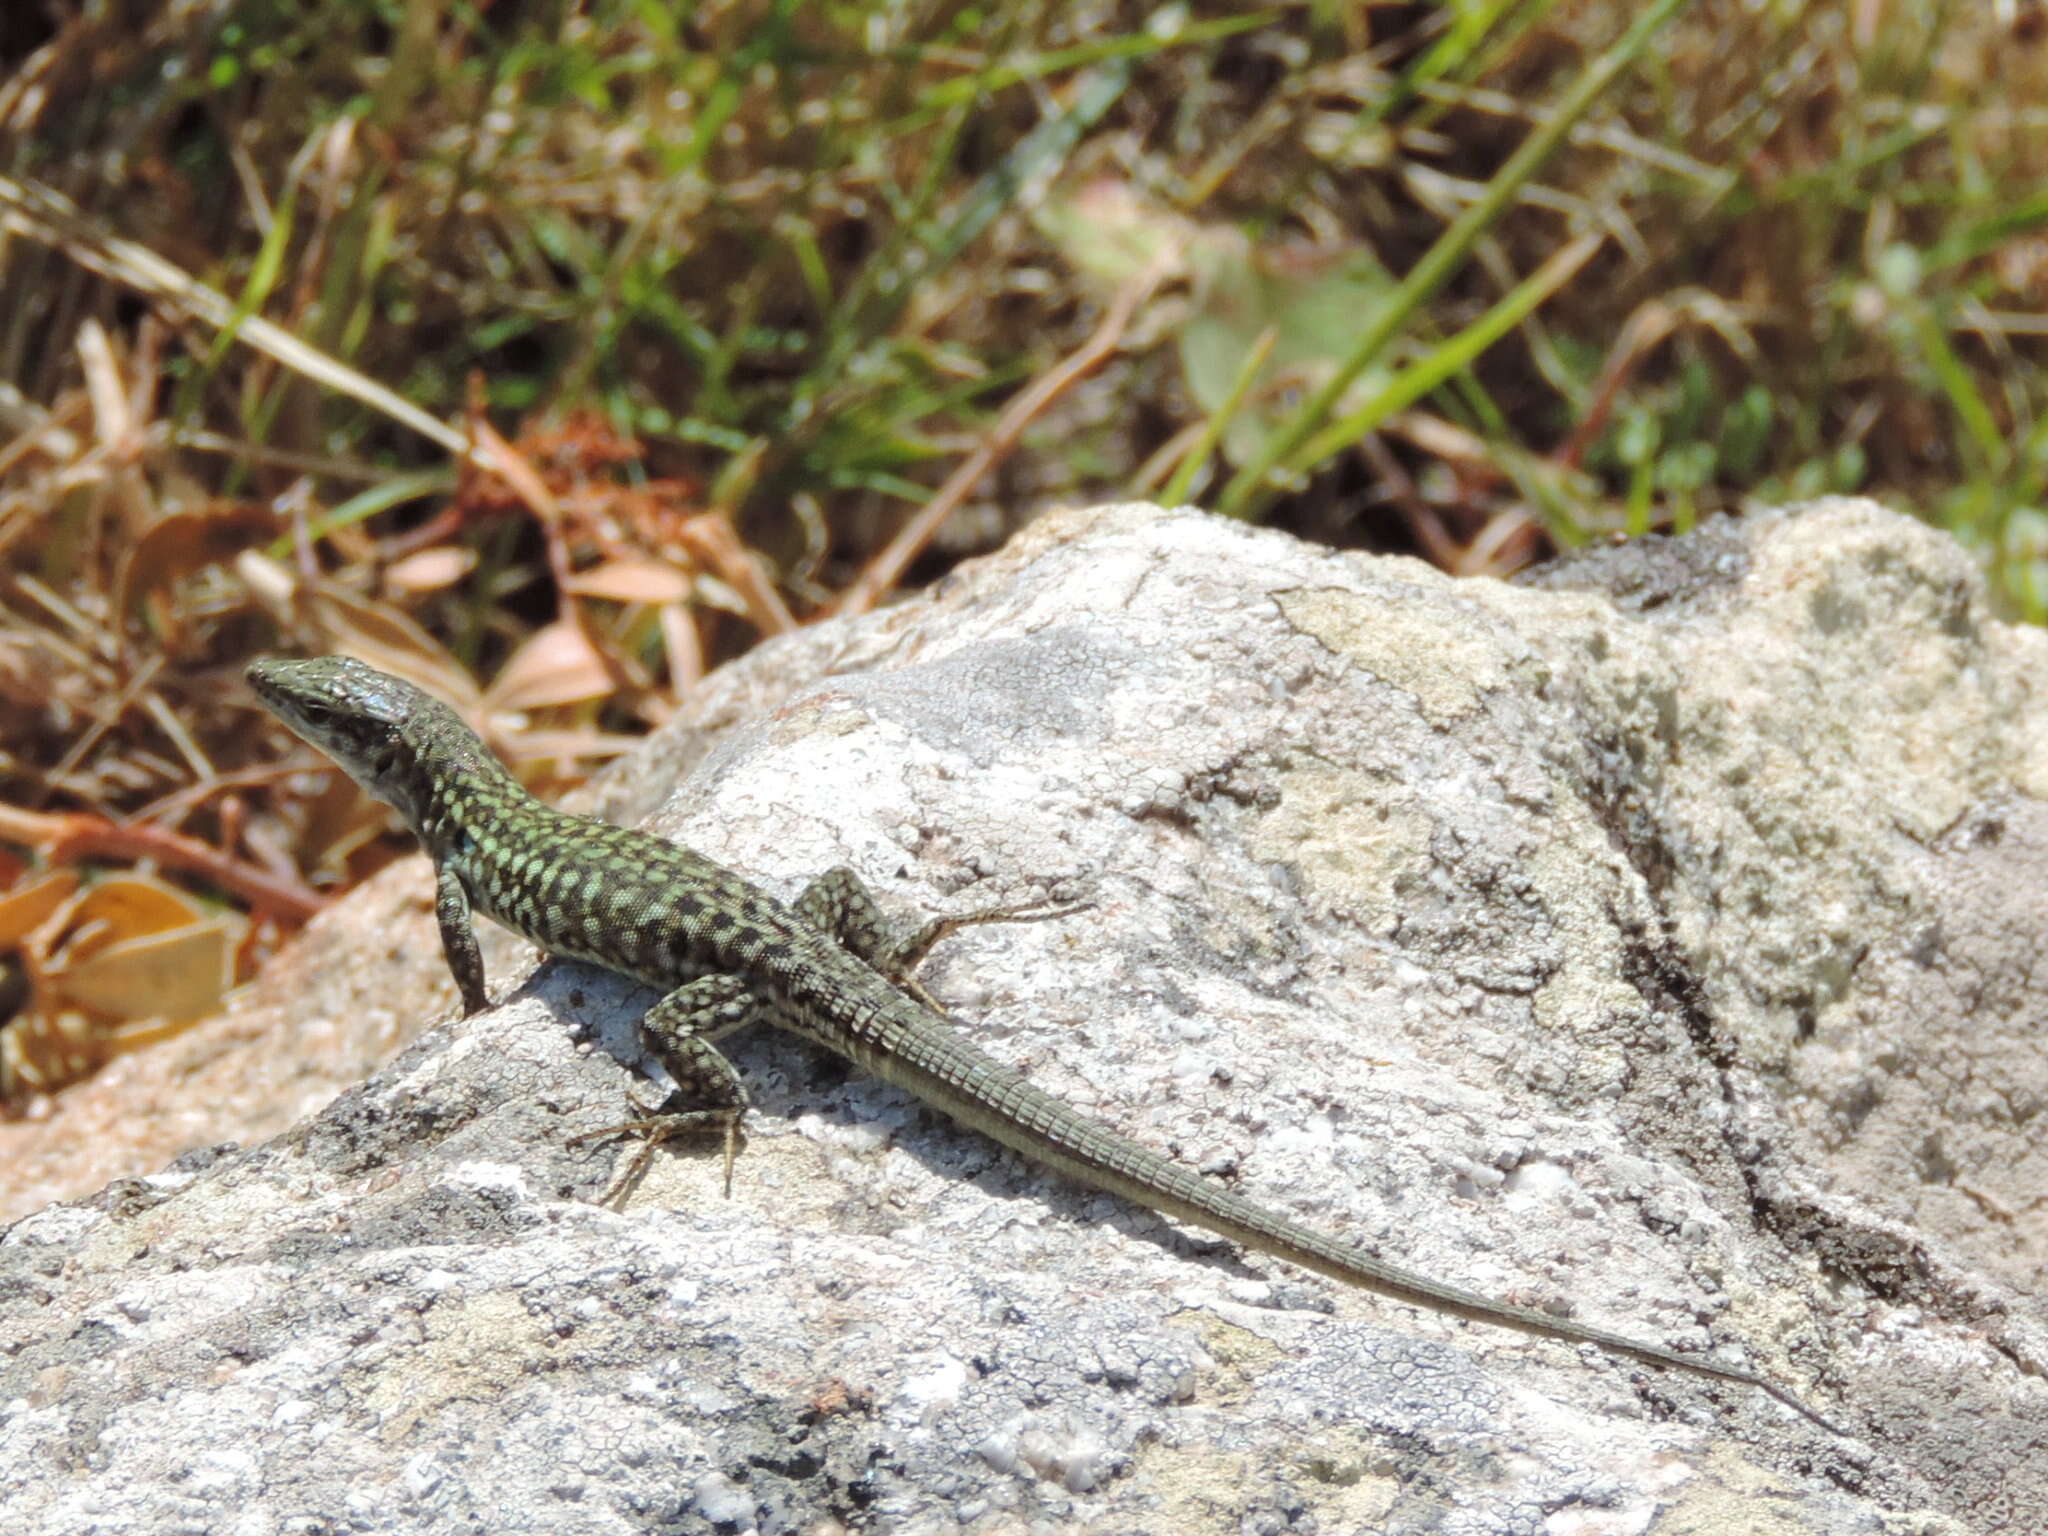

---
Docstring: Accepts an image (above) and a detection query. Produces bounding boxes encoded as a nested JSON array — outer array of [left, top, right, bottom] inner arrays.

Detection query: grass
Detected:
[[0, 0, 2046, 1097]]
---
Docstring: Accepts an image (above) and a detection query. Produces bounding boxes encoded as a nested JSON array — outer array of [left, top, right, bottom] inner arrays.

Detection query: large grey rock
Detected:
[[4, 498, 2040, 1533]]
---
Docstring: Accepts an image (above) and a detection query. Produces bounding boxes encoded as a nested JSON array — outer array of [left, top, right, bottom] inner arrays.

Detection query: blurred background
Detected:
[[1, 0, 2045, 1118]]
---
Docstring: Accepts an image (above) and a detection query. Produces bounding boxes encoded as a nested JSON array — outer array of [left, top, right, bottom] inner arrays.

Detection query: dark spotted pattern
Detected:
[[246, 656, 1840, 1432]]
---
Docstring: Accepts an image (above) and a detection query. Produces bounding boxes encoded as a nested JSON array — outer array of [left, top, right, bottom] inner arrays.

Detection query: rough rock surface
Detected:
[[3, 498, 2041, 1533]]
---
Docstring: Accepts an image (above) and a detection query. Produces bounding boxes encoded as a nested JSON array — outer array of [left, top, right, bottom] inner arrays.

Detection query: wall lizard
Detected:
[[249, 655, 1840, 1432]]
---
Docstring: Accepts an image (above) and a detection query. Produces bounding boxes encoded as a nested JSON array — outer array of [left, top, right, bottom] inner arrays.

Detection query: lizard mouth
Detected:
[[245, 658, 282, 704]]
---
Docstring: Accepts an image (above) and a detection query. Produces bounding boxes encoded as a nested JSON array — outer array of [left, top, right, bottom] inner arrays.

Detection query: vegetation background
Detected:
[[1, 0, 2045, 1104]]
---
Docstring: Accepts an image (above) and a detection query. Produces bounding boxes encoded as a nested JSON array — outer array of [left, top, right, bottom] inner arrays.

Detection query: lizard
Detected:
[[248, 654, 1843, 1433]]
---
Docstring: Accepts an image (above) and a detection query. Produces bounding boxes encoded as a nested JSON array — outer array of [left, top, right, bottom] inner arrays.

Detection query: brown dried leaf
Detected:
[[660, 601, 704, 688], [77, 318, 134, 453], [483, 621, 613, 713], [500, 729, 644, 765], [1, 870, 249, 1101], [561, 557, 692, 604], [115, 501, 276, 634], [295, 771, 402, 882], [384, 546, 477, 596]]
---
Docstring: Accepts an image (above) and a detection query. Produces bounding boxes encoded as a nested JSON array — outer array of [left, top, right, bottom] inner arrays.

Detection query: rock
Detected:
[[2, 498, 2035, 1533]]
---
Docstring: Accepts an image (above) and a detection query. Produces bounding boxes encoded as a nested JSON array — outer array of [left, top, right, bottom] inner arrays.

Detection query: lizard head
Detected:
[[248, 655, 484, 831]]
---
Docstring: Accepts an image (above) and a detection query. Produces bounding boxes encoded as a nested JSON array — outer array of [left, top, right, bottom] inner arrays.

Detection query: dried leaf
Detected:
[[384, 546, 477, 595], [484, 622, 613, 713], [562, 557, 692, 604], [77, 318, 132, 452], [501, 729, 644, 765], [296, 771, 402, 881], [0, 869, 80, 946], [1, 870, 249, 1100], [52, 872, 210, 965], [660, 602, 704, 688], [56, 916, 240, 1023], [115, 501, 276, 633]]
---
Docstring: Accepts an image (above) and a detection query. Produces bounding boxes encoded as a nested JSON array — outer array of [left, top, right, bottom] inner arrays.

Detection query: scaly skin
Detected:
[[248, 654, 1840, 1432]]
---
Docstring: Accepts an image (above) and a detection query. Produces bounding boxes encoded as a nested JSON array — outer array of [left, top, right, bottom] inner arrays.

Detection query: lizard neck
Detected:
[[392, 714, 534, 862]]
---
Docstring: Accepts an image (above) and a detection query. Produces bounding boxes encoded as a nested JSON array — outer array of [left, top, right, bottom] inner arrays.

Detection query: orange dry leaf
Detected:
[[0, 869, 248, 1105], [0, 869, 81, 946]]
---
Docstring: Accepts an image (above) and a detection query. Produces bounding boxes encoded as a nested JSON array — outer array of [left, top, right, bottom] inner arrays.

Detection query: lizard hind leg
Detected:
[[794, 864, 1089, 1007], [571, 971, 765, 1203]]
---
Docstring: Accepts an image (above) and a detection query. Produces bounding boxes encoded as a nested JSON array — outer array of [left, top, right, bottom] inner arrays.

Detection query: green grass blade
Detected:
[[1285, 231, 1602, 472], [1215, 0, 1691, 518], [1161, 324, 1278, 507]]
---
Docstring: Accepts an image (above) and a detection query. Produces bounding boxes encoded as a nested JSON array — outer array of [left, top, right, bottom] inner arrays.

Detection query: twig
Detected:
[[835, 260, 1170, 617], [0, 803, 324, 922], [675, 514, 796, 637], [466, 411, 642, 699]]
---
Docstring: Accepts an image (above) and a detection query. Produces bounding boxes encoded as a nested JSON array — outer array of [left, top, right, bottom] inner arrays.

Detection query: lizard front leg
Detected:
[[434, 863, 490, 1015]]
